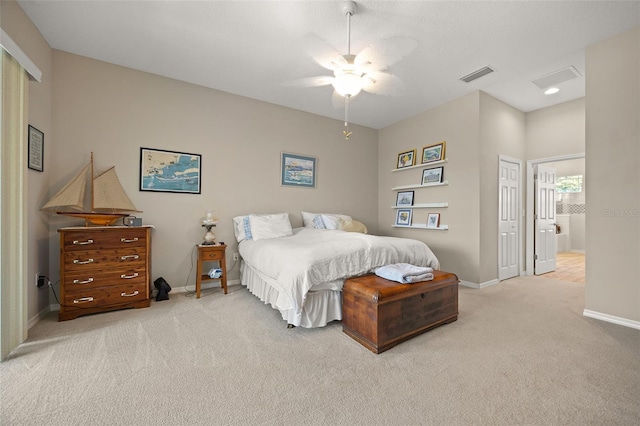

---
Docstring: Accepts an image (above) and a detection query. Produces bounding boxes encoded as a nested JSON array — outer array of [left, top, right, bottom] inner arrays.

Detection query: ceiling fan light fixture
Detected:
[[332, 72, 364, 97]]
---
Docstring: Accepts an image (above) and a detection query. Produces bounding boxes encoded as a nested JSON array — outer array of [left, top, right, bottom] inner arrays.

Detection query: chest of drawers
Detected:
[[58, 226, 152, 321]]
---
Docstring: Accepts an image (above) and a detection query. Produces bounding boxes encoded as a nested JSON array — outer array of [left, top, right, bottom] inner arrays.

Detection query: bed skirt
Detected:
[[240, 262, 343, 328]]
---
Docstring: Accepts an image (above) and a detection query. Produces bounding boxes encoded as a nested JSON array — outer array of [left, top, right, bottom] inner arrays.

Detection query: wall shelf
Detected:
[[392, 224, 449, 230], [392, 203, 448, 209], [392, 159, 448, 172], [392, 181, 448, 191]]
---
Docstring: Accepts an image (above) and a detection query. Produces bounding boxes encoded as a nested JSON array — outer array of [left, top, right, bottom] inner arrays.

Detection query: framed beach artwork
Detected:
[[395, 209, 413, 226], [281, 152, 316, 188], [396, 149, 416, 169], [139, 147, 202, 194], [396, 191, 414, 206], [422, 141, 446, 164], [427, 213, 441, 229], [422, 166, 444, 185]]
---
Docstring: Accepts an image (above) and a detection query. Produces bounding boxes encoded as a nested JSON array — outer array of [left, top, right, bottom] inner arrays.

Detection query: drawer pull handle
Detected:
[[73, 297, 94, 304], [121, 291, 139, 297], [121, 237, 139, 243], [73, 278, 94, 285], [73, 258, 94, 265], [120, 273, 139, 279], [72, 239, 94, 245], [120, 255, 140, 260]]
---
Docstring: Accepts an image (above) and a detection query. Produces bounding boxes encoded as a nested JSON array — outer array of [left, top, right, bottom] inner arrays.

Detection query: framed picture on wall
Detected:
[[421, 141, 446, 164], [395, 209, 413, 226], [27, 125, 44, 172], [139, 147, 202, 194], [422, 166, 444, 185], [427, 213, 441, 229], [396, 191, 414, 206], [281, 152, 316, 188], [396, 149, 416, 169]]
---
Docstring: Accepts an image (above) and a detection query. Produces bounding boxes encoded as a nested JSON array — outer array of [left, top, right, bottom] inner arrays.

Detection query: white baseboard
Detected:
[[28, 305, 52, 329], [583, 309, 640, 330], [459, 279, 499, 289]]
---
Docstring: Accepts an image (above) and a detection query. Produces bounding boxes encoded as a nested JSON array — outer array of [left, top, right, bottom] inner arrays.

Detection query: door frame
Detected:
[[525, 153, 585, 275], [498, 155, 522, 280]]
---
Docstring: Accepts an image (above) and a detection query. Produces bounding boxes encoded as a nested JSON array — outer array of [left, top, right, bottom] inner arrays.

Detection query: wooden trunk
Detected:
[[342, 271, 459, 353]]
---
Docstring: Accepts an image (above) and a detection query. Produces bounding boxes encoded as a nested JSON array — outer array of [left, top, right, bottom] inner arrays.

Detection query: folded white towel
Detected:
[[375, 263, 434, 284]]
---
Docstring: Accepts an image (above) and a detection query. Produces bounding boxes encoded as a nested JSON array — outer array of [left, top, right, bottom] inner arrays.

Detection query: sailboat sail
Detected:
[[41, 163, 90, 212], [41, 154, 141, 225], [93, 167, 138, 212]]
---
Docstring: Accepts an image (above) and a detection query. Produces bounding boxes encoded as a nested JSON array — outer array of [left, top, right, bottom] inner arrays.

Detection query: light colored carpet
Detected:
[[2, 275, 639, 425]]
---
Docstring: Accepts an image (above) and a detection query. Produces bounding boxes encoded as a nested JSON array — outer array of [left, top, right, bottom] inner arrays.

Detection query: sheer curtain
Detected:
[[0, 48, 29, 360]]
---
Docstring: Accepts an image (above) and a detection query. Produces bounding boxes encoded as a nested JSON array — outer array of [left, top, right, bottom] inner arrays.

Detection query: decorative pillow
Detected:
[[249, 213, 293, 241], [233, 215, 252, 242], [312, 215, 326, 229], [321, 214, 341, 230], [301, 211, 352, 228], [338, 218, 368, 234]]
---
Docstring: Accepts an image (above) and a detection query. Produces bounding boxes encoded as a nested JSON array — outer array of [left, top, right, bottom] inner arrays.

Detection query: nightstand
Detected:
[[195, 244, 227, 299]]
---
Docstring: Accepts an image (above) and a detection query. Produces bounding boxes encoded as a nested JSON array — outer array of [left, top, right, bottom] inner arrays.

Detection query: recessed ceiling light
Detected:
[[544, 87, 560, 95]]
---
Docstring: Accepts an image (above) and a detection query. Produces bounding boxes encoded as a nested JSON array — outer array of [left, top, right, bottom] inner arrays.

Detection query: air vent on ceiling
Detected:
[[460, 66, 495, 83], [532, 66, 581, 89]]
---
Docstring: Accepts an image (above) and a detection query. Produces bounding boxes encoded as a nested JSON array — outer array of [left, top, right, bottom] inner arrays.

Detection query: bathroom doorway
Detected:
[[526, 154, 585, 282]]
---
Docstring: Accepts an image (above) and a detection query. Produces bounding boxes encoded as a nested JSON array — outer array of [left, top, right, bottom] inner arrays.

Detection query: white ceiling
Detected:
[[17, 0, 640, 129]]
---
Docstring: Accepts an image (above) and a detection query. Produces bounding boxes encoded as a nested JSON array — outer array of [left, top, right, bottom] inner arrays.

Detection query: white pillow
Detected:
[[249, 213, 293, 241], [301, 211, 352, 228], [321, 214, 341, 230], [232, 215, 253, 242]]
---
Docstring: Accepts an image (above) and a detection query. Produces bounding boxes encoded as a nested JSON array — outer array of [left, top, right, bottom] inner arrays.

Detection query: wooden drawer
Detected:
[[63, 282, 149, 309], [63, 248, 146, 271], [200, 248, 224, 261], [62, 228, 147, 251], [64, 268, 146, 291]]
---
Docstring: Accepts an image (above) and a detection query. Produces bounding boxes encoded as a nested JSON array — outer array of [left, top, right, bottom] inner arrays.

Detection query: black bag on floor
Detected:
[[154, 277, 172, 301]]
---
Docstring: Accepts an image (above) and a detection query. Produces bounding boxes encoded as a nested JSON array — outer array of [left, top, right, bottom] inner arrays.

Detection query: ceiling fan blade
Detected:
[[283, 76, 335, 88], [355, 37, 418, 70], [303, 33, 342, 71], [362, 72, 405, 96]]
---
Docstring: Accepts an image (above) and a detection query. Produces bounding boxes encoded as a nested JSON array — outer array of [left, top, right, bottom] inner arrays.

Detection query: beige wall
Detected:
[[378, 91, 525, 285], [526, 98, 585, 161], [1, 0, 53, 324], [478, 92, 526, 283], [50, 51, 379, 292], [585, 27, 640, 322]]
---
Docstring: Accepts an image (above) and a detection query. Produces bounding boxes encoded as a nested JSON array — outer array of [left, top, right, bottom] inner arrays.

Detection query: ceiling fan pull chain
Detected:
[[343, 95, 352, 140]]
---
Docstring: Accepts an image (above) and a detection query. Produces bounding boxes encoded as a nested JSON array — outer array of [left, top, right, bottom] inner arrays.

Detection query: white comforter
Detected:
[[239, 228, 440, 325]]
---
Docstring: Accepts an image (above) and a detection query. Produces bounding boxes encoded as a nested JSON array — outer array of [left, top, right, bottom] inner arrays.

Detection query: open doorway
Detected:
[[526, 154, 585, 282]]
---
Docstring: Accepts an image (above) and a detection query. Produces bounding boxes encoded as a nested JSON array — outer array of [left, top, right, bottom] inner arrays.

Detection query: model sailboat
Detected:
[[41, 153, 141, 226]]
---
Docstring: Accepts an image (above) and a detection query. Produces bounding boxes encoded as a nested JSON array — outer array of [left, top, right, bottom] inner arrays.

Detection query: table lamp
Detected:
[[201, 209, 219, 245]]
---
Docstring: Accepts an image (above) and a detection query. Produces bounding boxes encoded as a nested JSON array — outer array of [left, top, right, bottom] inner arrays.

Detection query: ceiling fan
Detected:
[[291, 1, 417, 139]]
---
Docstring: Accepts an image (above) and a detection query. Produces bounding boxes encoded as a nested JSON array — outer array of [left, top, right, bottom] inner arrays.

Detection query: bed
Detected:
[[235, 212, 440, 328]]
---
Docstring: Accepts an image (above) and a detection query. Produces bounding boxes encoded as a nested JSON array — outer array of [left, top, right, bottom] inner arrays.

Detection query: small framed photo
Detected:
[[395, 209, 413, 226], [422, 141, 446, 164], [427, 213, 441, 229], [140, 147, 202, 194], [27, 125, 44, 172], [396, 191, 414, 206], [422, 166, 444, 185], [396, 149, 416, 169], [281, 152, 317, 188]]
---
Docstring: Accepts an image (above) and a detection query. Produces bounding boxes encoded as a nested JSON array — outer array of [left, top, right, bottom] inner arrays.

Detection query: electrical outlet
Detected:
[[233, 252, 239, 261], [36, 273, 46, 288]]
